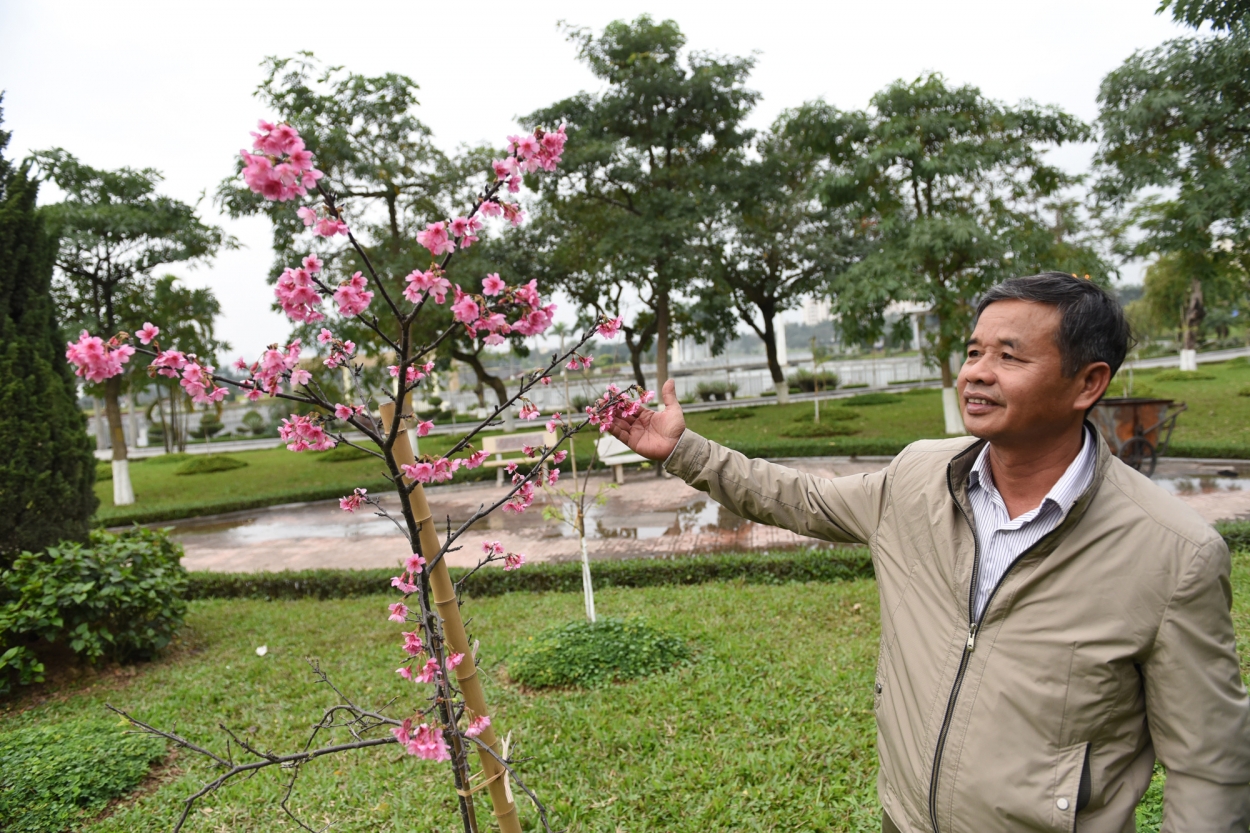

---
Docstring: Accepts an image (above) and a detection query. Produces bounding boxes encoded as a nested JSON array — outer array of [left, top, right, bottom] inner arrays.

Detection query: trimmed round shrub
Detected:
[[0, 718, 166, 832], [509, 618, 690, 689], [174, 454, 247, 476], [841, 392, 903, 406], [709, 407, 757, 422]]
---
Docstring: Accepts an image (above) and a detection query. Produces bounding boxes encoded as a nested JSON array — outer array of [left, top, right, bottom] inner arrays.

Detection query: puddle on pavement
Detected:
[[159, 496, 752, 547], [1151, 475, 1245, 496]]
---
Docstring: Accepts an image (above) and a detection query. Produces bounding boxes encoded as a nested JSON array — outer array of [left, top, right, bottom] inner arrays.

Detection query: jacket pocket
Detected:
[[1051, 741, 1089, 833]]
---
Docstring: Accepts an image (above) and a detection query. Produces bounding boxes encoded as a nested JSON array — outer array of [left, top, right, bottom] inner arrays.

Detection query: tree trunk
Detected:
[[624, 333, 647, 389], [1180, 275, 1204, 371], [104, 376, 135, 505], [655, 292, 670, 393], [761, 314, 789, 405], [936, 335, 965, 436], [453, 348, 513, 430]]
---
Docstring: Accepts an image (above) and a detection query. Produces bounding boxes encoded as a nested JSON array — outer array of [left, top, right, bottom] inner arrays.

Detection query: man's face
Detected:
[[957, 300, 1104, 445]]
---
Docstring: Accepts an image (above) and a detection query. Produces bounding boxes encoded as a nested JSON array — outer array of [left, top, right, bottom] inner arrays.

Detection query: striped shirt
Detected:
[[967, 427, 1096, 620]]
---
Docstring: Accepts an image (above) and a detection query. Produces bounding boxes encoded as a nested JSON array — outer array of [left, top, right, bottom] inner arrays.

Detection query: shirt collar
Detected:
[[968, 426, 1097, 517]]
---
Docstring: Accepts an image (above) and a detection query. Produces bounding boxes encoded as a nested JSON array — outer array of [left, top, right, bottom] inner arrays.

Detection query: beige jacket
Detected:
[[665, 430, 1250, 832]]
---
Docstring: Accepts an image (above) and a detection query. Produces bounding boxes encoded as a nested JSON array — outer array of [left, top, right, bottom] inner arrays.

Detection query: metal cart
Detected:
[[1089, 397, 1187, 477]]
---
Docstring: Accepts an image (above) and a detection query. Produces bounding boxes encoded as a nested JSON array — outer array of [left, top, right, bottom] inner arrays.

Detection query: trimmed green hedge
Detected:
[[1165, 440, 1250, 460], [186, 547, 876, 601]]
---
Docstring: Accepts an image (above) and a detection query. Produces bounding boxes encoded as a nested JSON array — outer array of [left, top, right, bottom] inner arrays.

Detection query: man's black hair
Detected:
[[974, 272, 1132, 377]]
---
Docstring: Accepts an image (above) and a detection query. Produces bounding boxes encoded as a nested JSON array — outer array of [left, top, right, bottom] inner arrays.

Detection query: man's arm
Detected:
[[1143, 537, 1250, 832], [664, 429, 888, 545]]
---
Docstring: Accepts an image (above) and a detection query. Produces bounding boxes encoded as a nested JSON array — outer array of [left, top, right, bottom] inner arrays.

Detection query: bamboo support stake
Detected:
[[381, 403, 521, 833]]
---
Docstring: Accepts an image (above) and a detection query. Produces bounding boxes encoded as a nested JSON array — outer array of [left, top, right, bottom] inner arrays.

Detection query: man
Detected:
[[610, 273, 1250, 832]]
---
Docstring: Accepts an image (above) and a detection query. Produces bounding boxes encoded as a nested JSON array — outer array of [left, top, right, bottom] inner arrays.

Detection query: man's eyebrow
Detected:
[[964, 337, 1020, 349]]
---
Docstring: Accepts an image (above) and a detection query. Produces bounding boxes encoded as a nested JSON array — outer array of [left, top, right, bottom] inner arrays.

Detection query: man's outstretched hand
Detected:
[[609, 379, 686, 462]]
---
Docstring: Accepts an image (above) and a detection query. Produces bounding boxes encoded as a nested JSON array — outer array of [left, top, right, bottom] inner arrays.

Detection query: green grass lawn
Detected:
[[93, 359, 1250, 527], [6, 550, 1248, 832]]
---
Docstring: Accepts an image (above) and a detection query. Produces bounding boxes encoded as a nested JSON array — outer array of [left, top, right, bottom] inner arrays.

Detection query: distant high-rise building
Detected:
[[802, 297, 831, 326]]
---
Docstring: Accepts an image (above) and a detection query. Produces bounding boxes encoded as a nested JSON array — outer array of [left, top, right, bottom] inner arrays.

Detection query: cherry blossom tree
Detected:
[[69, 119, 647, 833]]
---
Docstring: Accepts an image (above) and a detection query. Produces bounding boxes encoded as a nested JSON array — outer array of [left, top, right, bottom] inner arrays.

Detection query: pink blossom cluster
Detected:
[[275, 256, 326, 323], [392, 719, 450, 762], [234, 339, 305, 400], [317, 328, 357, 370], [278, 413, 336, 452], [585, 384, 656, 434], [333, 403, 366, 421], [65, 331, 135, 383], [518, 401, 540, 420], [503, 477, 536, 515], [151, 350, 187, 378], [597, 316, 624, 339], [401, 457, 461, 484], [391, 553, 426, 594], [332, 272, 374, 317], [566, 354, 593, 371], [389, 361, 435, 387], [403, 267, 452, 305], [464, 714, 492, 739], [241, 121, 323, 202], [180, 362, 227, 405], [297, 205, 348, 237], [479, 199, 525, 226], [492, 125, 568, 192], [339, 488, 368, 513]]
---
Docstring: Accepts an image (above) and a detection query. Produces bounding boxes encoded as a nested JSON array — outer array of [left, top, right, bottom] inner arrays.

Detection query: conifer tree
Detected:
[[0, 99, 97, 563]]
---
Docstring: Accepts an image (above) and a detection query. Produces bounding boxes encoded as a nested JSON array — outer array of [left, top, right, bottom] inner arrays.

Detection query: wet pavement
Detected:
[[159, 456, 1250, 574]]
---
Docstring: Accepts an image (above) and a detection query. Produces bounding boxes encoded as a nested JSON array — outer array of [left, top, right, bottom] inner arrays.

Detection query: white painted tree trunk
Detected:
[[774, 379, 790, 404], [112, 458, 135, 505], [579, 528, 596, 623], [942, 387, 966, 435], [1179, 349, 1198, 372]]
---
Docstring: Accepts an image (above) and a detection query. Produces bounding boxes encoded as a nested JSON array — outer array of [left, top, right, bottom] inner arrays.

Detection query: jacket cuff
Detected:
[[1160, 770, 1250, 832], [663, 429, 711, 481]]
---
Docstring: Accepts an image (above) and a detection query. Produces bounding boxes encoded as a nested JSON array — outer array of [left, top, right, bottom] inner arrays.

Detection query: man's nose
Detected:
[[959, 355, 995, 387]]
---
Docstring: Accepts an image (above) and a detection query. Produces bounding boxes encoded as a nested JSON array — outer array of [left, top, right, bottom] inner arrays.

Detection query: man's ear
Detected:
[[1073, 362, 1112, 412]]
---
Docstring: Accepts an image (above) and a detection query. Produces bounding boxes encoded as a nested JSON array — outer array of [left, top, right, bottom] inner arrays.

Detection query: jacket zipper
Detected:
[[928, 471, 1048, 832]]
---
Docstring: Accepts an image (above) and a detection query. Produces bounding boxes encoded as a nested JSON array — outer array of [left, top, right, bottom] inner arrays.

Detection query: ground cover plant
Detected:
[[63, 116, 649, 831], [3, 547, 1245, 832]]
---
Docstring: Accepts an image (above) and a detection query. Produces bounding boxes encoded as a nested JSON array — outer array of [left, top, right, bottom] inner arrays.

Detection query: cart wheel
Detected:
[[1120, 437, 1157, 476]]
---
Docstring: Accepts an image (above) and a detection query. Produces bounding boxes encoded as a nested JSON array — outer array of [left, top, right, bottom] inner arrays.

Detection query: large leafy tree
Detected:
[[0, 101, 97, 561], [526, 16, 758, 389], [793, 76, 1104, 432], [703, 117, 859, 402], [1095, 4, 1250, 360], [33, 149, 229, 504]]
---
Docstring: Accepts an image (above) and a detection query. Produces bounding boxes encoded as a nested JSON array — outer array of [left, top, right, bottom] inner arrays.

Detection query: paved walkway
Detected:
[[164, 455, 1250, 574]]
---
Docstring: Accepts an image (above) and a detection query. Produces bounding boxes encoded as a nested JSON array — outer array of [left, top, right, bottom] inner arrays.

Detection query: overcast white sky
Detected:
[[0, 0, 1189, 358]]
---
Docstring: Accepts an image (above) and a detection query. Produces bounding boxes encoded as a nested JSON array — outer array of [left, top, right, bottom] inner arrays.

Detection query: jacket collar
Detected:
[[946, 422, 1112, 549]]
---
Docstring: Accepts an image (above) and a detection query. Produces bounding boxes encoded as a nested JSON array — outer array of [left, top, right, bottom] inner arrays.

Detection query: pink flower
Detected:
[[303, 254, 323, 273], [407, 723, 450, 762], [388, 602, 408, 622], [518, 402, 540, 421], [334, 403, 354, 420], [396, 665, 414, 681], [545, 413, 562, 433], [402, 631, 424, 656], [402, 462, 434, 483], [136, 322, 160, 345], [403, 269, 451, 304], [318, 328, 334, 344], [65, 331, 135, 382], [405, 554, 426, 574], [481, 273, 506, 296], [240, 121, 322, 201], [450, 289, 479, 325], [464, 450, 490, 469], [392, 718, 413, 745], [415, 657, 440, 683], [446, 652, 465, 671], [465, 715, 491, 739], [275, 266, 324, 323], [289, 368, 311, 386], [279, 413, 336, 452], [483, 540, 505, 558], [391, 574, 417, 594], [315, 217, 348, 237], [333, 272, 374, 317], [503, 481, 535, 515], [546, 468, 560, 486], [504, 552, 526, 571], [597, 316, 623, 339], [416, 420, 434, 437], [551, 450, 568, 465], [540, 376, 552, 386], [297, 206, 317, 226], [339, 488, 367, 512], [417, 221, 455, 256]]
